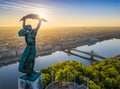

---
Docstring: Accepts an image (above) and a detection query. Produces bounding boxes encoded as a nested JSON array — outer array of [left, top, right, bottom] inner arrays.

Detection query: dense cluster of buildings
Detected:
[[0, 27, 120, 66]]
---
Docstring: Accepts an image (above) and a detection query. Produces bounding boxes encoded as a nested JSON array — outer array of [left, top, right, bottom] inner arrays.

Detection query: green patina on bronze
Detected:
[[18, 14, 47, 76]]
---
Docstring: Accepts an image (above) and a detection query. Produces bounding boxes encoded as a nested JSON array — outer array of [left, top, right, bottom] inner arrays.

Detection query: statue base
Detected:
[[18, 72, 42, 89]]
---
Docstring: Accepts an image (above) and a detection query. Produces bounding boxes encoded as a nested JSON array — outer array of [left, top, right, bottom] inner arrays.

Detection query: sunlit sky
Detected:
[[0, 0, 120, 27]]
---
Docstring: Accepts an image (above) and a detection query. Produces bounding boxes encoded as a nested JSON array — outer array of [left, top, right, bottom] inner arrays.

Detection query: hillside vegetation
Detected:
[[41, 59, 120, 89]]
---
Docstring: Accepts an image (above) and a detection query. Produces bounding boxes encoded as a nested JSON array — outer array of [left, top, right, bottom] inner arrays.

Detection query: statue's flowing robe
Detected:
[[18, 29, 36, 73]]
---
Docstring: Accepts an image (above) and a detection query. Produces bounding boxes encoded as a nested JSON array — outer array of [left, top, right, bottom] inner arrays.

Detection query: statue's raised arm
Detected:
[[20, 14, 47, 36], [33, 20, 41, 36], [23, 19, 26, 29]]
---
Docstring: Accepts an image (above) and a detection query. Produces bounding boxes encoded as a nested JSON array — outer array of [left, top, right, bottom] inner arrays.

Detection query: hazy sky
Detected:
[[0, 0, 120, 27]]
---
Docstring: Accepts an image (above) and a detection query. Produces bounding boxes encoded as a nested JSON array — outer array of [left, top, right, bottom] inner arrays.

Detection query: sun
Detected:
[[37, 12, 47, 22], [38, 13, 45, 19]]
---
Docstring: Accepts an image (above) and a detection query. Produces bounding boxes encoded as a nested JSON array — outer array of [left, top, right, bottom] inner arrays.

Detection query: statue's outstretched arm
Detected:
[[23, 19, 26, 29], [33, 20, 41, 35]]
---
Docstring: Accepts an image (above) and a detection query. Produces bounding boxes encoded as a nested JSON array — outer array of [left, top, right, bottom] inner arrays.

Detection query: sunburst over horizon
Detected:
[[0, 0, 120, 28]]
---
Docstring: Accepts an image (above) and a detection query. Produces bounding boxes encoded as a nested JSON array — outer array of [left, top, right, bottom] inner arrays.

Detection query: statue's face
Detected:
[[25, 25, 32, 31]]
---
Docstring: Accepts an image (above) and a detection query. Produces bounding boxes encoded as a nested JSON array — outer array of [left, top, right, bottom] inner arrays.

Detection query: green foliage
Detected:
[[41, 59, 120, 89], [42, 73, 51, 89], [89, 80, 101, 89], [55, 68, 74, 82]]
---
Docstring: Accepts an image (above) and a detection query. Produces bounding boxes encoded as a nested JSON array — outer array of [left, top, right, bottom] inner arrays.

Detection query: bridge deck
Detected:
[[72, 49, 106, 59], [63, 50, 97, 62]]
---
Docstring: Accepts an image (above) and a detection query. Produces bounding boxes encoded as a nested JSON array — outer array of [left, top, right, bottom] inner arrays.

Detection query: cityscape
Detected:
[[0, 27, 120, 67], [0, 0, 120, 89]]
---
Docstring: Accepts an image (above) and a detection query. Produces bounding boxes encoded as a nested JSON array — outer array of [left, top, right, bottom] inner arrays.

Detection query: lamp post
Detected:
[[67, 69, 69, 82], [86, 77, 89, 89], [74, 67, 76, 89], [51, 71, 54, 89]]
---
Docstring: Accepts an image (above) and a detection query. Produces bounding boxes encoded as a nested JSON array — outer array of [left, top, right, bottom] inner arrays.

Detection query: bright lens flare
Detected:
[[39, 13, 45, 19]]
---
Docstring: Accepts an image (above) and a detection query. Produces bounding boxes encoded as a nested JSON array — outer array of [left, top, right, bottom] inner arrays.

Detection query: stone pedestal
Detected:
[[18, 72, 42, 89]]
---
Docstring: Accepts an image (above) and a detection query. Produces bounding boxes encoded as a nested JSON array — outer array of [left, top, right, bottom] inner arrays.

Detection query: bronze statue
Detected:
[[18, 14, 47, 74]]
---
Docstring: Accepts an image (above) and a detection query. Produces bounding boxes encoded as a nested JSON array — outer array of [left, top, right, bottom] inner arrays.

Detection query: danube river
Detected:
[[0, 39, 120, 89]]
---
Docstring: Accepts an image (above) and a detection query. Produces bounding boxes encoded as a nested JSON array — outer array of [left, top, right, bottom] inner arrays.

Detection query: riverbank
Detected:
[[112, 54, 120, 60]]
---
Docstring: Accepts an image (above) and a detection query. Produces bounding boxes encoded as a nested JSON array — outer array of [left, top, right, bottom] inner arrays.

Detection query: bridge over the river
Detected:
[[63, 48, 106, 62]]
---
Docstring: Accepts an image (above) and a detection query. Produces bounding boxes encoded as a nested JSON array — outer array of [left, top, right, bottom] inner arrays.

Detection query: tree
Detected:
[[55, 68, 74, 83], [42, 73, 51, 89], [89, 80, 100, 89], [40, 59, 120, 89]]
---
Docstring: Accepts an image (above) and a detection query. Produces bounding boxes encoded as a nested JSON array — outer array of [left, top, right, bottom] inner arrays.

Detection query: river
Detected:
[[0, 39, 120, 89]]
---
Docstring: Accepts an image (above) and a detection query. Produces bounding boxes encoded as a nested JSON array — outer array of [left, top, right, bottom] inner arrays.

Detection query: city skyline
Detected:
[[0, 0, 120, 28]]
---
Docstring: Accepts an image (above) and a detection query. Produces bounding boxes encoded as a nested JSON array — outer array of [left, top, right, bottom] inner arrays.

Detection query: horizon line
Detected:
[[0, 26, 120, 28]]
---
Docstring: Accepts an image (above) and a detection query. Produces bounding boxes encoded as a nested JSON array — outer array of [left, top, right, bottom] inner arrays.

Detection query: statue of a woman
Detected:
[[18, 14, 46, 74]]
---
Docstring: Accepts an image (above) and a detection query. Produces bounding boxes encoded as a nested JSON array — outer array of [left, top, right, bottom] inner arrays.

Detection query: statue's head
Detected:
[[24, 25, 32, 31]]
